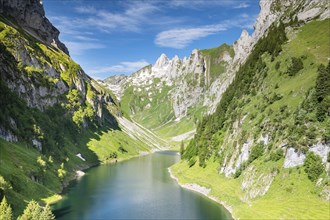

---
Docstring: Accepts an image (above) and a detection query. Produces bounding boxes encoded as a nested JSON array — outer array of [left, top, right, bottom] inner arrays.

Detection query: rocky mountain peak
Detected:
[[233, 29, 251, 64], [233, 0, 329, 65], [154, 53, 169, 69], [172, 55, 180, 63], [0, 0, 69, 55]]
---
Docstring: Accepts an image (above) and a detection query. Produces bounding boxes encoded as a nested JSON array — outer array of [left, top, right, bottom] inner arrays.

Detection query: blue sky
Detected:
[[43, 0, 260, 80]]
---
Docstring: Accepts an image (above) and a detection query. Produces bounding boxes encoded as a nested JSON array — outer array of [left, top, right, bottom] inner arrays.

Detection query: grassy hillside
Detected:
[[201, 44, 234, 83], [120, 81, 201, 142], [176, 19, 330, 219], [171, 159, 330, 220]]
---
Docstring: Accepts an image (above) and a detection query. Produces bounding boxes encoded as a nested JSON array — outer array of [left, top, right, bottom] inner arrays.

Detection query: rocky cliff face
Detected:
[[233, 0, 329, 65], [0, 0, 69, 55], [0, 24, 116, 122], [0, 3, 120, 145]]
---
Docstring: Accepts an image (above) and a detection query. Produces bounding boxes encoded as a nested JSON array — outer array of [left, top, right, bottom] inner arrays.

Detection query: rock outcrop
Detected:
[[233, 0, 329, 65], [0, 0, 69, 55]]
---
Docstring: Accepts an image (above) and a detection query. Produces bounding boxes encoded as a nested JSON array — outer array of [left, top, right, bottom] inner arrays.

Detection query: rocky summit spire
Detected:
[[154, 53, 169, 69], [0, 0, 69, 55]]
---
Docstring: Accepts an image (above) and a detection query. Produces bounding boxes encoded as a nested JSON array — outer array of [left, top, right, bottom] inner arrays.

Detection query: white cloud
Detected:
[[74, 2, 159, 32], [155, 14, 256, 49], [88, 60, 150, 76], [155, 24, 226, 49], [75, 6, 97, 14], [241, 13, 250, 18], [64, 41, 106, 55], [234, 3, 250, 9], [74, 35, 98, 41], [168, 0, 249, 9]]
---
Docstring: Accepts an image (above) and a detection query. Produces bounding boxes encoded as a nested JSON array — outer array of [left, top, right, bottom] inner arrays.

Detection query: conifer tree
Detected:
[[180, 141, 185, 156], [39, 204, 55, 220], [0, 196, 12, 220], [19, 200, 42, 220]]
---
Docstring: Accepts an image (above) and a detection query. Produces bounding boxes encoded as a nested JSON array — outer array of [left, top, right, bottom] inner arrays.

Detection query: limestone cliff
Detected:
[[0, 0, 69, 55], [233, 0, 329, 64]]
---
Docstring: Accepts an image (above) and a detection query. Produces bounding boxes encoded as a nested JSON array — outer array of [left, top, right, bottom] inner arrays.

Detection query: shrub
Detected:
[[109, 151, 118, 159], [188, 157, 197, 167], [315, 62, 330, 122], [275, 61, 281, 70], [270, 148, 284, 161], [199, 152, 206, 168], [287, 57, 304, 76], [180, 141, 185, 156], [248, 142, 264, 163], [57, 163, 66, 184], [304, 152, 324, 182], [234, 161, 247, 178], [118, 146, 128, 153]]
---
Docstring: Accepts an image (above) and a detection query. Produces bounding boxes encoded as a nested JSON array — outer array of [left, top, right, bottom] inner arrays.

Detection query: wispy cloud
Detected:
[[88, 60, 150, 77], [63, 41, 106, 55], [155, 24, 226, 49], [75, 6, 97, 14], [71, 2, 165, 33], [51, 1, 185, 36], [234, 2, 250, 9], [168, 0, 250, 9], [155, 15, 255, 49], [74, 35, 98, 41]]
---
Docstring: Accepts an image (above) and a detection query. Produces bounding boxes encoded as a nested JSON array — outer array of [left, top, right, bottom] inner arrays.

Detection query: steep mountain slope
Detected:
[[171, 0, 330, 219], [0, 0, 162, 216], [104, 44, 237, 141]]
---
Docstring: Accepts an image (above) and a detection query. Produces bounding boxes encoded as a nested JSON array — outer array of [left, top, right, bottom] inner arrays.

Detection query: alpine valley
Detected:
[[0, 0, 329, 219]]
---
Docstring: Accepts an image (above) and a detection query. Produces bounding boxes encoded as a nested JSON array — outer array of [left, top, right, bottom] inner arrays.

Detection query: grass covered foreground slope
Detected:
[[0, 16, 157, 217], [172, 18, 330, 220]]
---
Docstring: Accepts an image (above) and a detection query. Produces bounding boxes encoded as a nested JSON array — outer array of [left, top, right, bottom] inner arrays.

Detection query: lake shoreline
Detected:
[[168, 167, 236, 220], [51, 149, 167, 205]]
